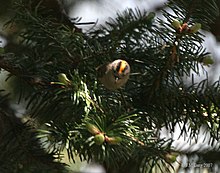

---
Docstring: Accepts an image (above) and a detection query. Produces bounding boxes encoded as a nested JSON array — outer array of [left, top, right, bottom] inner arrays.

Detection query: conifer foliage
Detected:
[[0, 0, 220, 172]]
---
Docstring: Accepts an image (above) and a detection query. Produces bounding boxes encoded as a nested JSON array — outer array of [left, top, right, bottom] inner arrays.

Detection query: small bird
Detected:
[[97, 59, 130, 90]]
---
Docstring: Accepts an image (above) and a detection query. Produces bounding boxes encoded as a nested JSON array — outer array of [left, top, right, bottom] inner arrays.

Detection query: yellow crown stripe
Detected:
[[119, 60, 127, 73]]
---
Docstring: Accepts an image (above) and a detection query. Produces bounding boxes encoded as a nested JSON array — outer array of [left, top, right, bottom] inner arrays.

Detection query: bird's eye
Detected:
[[113, 70, 119, 77]]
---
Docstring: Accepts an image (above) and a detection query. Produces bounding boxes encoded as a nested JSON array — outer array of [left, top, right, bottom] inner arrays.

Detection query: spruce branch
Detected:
[[1, 0, 220, 172], [0, 92, 67, 173], [165, 0, 219, 30]]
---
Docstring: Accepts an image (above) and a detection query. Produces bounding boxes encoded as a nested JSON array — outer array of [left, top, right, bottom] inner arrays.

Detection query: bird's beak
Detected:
[[115, 76, 119, 83]]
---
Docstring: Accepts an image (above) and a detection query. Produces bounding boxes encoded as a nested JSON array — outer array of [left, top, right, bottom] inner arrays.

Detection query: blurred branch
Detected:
[[0, 54, 21, 75], [0, 54, 46, 87], [0, 93, 67, 172]]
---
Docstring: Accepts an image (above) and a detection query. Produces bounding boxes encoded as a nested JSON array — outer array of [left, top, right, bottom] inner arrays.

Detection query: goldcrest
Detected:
[[97, 59, 130, 90]]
